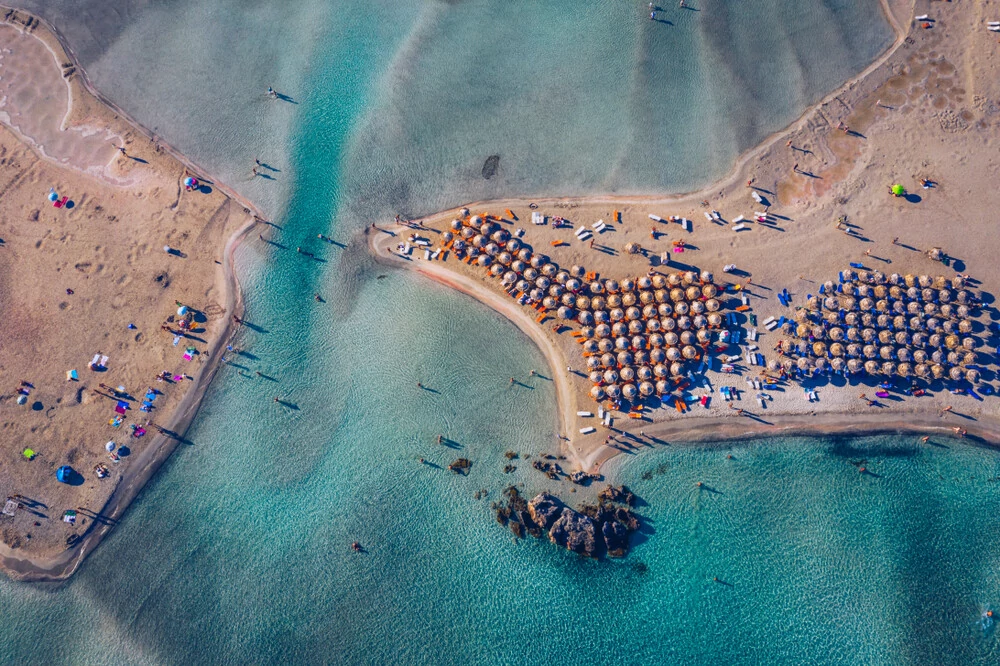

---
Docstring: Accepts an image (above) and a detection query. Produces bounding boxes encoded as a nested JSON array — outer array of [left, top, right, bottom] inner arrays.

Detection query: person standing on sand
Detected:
[[940, 405, 953, 416]]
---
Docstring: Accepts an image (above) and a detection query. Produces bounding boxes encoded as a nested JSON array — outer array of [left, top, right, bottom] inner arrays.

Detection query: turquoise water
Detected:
[[11, 1, 998, 664]]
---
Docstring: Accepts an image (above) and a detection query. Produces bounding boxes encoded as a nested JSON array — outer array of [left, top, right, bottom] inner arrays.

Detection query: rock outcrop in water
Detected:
[[494, 485, 641, 558]]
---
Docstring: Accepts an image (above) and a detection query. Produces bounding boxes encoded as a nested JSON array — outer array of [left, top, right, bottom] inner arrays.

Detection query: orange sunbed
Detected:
[[735, 305, 751, 312], [505, 209, 517, 220]]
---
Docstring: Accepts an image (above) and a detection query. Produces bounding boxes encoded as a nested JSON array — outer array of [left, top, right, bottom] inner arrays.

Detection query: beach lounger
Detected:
[[733, 223, 747, 232], [531, 211, 545, 225], [704, 212, 713, 221], [733, 215, 745, 223], [423, 249, 431, 260], [431, 249, 441, 260], [648, 214, 662, 222], [576, 411, 594, 417], [593, 220, 607, 233], [712, 211, 721, 221], [577, 230, 592, 241], [682, 219, 691, 232], [752, 191, 762, 203], [579, 426, 596, 435], [66, 369, 78, 381], [598, 406, 604, 419], [849, 262, 864, 269], [90, 353, 101, 369]]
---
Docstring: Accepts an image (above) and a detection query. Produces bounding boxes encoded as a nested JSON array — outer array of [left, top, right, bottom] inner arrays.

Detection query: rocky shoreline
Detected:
[[493, 485, 641, 559]]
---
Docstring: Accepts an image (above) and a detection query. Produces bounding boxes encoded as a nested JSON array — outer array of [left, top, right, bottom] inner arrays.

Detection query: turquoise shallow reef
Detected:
[[9, 2, 998, 664]]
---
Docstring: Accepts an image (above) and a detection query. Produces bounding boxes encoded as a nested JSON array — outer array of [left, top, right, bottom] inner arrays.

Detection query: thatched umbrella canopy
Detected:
[[650, 347, 666, 362], [829, 327, 845, 341], [590, 386, 606, 400], [782, 358, 796, 372], [669, 288, 685, 303], [654, 289, 669, 304], [624, 306, 640, 321], [767, 359, 781, 372], [840, 296, 858, 311], [652, 274, 667, 289], [667, 272, 682, 286], [957, 289, 971, 304], [701, 284, 719, 299], [893, 301, 906, 314], [622, 278, 636, 292], [689, 300, 705, 315], [926, 288, 939, 303], [694, 316, 709, 332], [897, 348, 912, 363], [780, 321, 794, 335], [958, 320, 973, 335], [639, 381, 655, 397], [931, 364, 945, 379], [487, 263, 503, 277], [945, 334, 960, 349], [847, 358, 862, 373], [949, 366, 963, 381], [708, 313, 724, 328], [607, 308, 622, 322], [797, 340, 810, 356], [601, 353, 616, 368], [858, 284, 872, 298], [682, 271, 697, 285], [665, 331, 679, 347], [646, 318, 661, 333], [815, 357, 828, 372], [880, 346, 895, 360], [655, 379, 670, 395], [846, 327, 860, 341], [656, 302, 672, 316], [831, 357, 846, 372], [606, 384, 621, 399], [861, 313, 875, 328], [683, 286, 699, 301], [824, 297, 838, 311], [860, 328, 875, 343], [876, 314, 890, 329], [877, 330, 892, 345], [675, 303, 690, 317], [912, 349, 928, 365], [963, 352, 977, 366], [797, 357, 812, 371], [890, 286, 904, 300], [875, 300, 889, 313], [666, 347, 682, 362], [621, 292, 636, 307], [956, 304, 971, 319], [588, 368, 602, 382], [940, 304, 954, 320], [654, 363, 669, 378], [648, 333, 665, 349], [966, 368, 981, 383], [947, 351, 963, 366], [847, 343, 862, 357], [682, 345, 698, 360], [705, 298, 721, 312], [845, 312, 859, 327], [794, 310, 810, 324], [892, 315, 907, 330], [874, 285, 888, 299], [830, 342, 845, 357], [961, 337, 975, 351], [914, 363, 929, 378], [859, 270, 873, 284], [952, 275, 966, 289], [620, 366, 636, 383], [864, 360, 879, 374], [864, 345, 878, 359], [677, 316, 692, 331], [670, 362, 684, 377], [598, 339, 615, 354], [912, 332, 927, 348], [680, 331, 695, 346], [578, 311, 595, 326], [595, 323, 612, 338], [638, 276, 653, 289], [894, 331, 910, 347], [881, 361, 896, 376], [905, 286, 919, 300], [807, 296, 820, 310], [825, 312, 840, 325], [897, 363, 912, 378], [860, 297, 874, 311], [543, 296, 558, 310], [812, 341, 828, 357], [624, 242, 641, 255], [931, 349, 945, 364], [629, 320, 644, 335], [909, 316, 923, 331], [918, 275, 932, 288]]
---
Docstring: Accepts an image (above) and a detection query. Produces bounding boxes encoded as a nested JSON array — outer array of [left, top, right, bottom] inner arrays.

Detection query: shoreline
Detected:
[[0, 8, 262, 582]]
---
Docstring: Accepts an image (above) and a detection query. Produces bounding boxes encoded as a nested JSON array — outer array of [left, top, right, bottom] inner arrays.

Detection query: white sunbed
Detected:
[[593, 220, 607, 233], [733, 223, 748, 232], [577, 231, 593, 241], [579, 426, 596, 435], [648, 214, 662, 222], [431, 249, 441, 260], [531, 211, 546, 225], [90, 353, 101, 368], [752, 191, 762, 203], [733, 215, 745, 223], [424, 249, 431, 260], [712, 211, 721, 220], [704, 212, 713, 221], [577, 411, 594, 417]]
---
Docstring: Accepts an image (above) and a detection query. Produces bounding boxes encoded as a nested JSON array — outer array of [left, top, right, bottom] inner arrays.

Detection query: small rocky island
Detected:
[[493, 485, 640, 558]]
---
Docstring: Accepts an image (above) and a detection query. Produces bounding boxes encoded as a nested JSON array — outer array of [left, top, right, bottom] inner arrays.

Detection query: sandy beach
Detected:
[[372, 0, 1000, 472], [0, 9, 258, 580]]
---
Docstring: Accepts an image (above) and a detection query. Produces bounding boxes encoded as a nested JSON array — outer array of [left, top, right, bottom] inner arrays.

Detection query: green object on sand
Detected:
[[891, 184, 905, 196], [22, 448, 35, 459]]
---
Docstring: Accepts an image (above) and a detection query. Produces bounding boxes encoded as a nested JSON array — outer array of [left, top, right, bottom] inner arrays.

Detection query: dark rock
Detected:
[[510, 520, 525, 538], [527, 492, 564, 530], [482, 154, 500, 179], [602, 520, 629, 558], [615, 507, 640, 532], [598, 484, 635, 506], [448, 458, 472, 475], [549, 508, 599, 557], [518, 510, 537, 531]]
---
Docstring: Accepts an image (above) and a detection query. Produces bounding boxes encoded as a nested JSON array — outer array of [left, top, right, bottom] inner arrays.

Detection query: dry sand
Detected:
[[373, 0, 1000, 471], [0, 10, 258, 580]]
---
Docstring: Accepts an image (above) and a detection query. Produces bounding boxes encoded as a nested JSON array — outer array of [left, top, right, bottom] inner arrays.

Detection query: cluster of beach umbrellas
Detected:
[[771, 269, 984, 383], [448, 214, 729, 403]]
